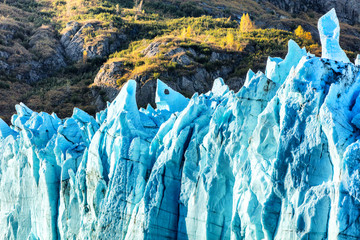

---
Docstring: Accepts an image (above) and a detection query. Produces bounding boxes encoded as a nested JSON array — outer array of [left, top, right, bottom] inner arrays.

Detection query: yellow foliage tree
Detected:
[[226, 31, 235, 47], [66, 0, 72, 17], [83, 50, 88, 64], [135, 0, 144, 12], [186, 25, 192, 38], [182, 25, 193, 39], [294, 25, 304, 36], [116, 4, 120, 15], [240, 13, 255, 33], [294, 25, 313, 41]]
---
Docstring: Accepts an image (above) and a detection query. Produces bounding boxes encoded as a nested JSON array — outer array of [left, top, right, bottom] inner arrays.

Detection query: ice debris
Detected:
[[1, 8, 359, 240]]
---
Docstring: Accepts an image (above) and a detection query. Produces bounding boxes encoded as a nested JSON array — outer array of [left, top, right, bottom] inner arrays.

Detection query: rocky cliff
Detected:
[[265, 0, 360, 25]]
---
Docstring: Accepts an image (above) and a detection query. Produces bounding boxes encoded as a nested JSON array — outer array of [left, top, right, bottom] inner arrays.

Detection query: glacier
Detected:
[[1, 9, 360, 240], [318, 9, 350, 63]]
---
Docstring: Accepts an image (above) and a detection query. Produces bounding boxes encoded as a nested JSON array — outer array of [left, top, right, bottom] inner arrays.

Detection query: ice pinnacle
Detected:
[[318, 8, 350, 63]]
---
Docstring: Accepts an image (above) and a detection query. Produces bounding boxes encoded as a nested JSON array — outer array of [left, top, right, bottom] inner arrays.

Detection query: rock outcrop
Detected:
[[60, 21, 127, 63], [0, 22, 66, 83], [93, 39, 244, 110], [265, 0, 360, 25]]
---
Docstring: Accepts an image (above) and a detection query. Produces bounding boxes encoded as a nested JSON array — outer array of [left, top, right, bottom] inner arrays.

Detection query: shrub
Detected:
[[53, 0, 66, 7], [165, 61, 177, 71], [135, 60, 145, 67], [0, 81, 10, 89], [153, 72, 161, 79]]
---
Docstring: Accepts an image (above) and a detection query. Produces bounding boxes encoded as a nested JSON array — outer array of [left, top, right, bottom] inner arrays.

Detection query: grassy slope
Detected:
[[0, 0, 359, 123]]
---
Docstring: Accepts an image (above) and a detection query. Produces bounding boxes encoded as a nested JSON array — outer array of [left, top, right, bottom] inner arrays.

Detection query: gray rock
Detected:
[[61, 22, 88, 62], [26, 26, 67, 83], [91, 85, 120, 111], [164, 47, 186, 57], [60, 21, 81, 48], [94, 61, 125, 87], [0, 51, 10, 59], [265, 0, 360, 25], [0, 60, 9, 72], [61, 21, 126, 62], [0, 24, 67, 83], [192, 68, 211, 92], [172, 53, 193, 66], [210, 51, 232, 62], [187, 48, 197, 58], [211, 66, 233, 80], [226, 77, 245, 91], [142, 41, 162, 57], [180, 76, 195, 93]]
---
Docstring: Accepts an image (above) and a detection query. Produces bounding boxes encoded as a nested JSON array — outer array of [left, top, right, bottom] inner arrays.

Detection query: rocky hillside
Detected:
[[94, 37, 246, 109], [265, 0, 360, 25], [0, 3, 66, 83], [0, 0, 359, 123]]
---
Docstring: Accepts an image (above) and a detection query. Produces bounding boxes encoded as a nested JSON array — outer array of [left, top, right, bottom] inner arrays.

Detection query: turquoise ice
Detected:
[[318, 9, 350, 63], [0, 9, 360, 240]]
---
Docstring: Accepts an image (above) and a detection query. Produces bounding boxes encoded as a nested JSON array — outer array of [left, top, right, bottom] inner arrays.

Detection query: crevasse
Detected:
[[1, 9, 360, 240]]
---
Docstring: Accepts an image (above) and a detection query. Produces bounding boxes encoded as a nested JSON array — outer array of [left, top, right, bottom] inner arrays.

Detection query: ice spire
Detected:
[[155, 79, 189, 112], [355, 55, 360, 66], [244, 69, 255, 87], [106, 79, 142, 126], [318, 8, 350, 63], [265, 39, 306, 83]]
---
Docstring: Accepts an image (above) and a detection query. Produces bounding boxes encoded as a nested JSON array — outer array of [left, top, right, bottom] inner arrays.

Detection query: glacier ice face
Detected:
[[244, 69, 255, 87], [265, 39, 307, 83], [318, 9, 350, 63], [1, 9, 360, 240], [0, 118, 17, 138]]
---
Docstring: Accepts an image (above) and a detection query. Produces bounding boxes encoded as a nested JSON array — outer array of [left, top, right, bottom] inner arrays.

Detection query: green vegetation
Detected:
[[144, 1, 206, 18], [105, 14, 323, 87], [21, 58, 104, 117], [0, 81, 10, 89], [0, 0, 359, 122]]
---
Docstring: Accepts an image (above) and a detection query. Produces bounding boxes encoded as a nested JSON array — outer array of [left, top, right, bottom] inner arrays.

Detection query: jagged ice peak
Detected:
[[318, 8, 350, 63]]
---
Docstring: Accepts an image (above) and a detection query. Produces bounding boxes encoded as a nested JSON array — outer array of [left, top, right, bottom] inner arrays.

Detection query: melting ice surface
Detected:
[[1, 9, 360, 240]]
